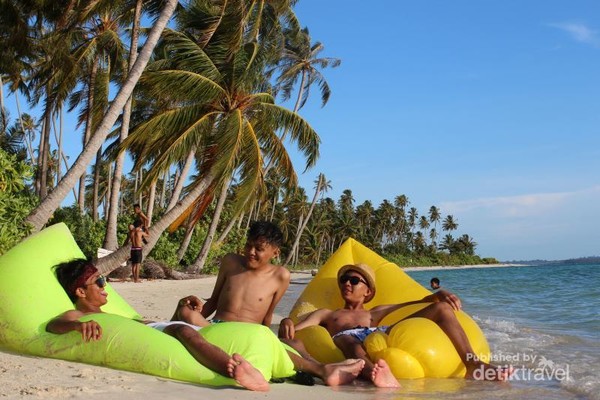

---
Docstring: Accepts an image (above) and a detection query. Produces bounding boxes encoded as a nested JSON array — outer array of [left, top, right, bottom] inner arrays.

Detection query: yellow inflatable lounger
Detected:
[[0, 223, 294, 387], [289, 238, 490, 379]]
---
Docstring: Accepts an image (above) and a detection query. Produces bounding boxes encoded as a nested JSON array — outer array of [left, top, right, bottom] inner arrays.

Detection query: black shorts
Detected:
[[131, 248, 143, 264]]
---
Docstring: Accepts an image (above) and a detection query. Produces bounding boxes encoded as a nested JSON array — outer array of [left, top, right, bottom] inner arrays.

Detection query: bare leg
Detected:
[[333, 335, 400, 388], [132, 263, 140, 283], [286, 350, 364, 386], [280, 338, 319, 362], [397, 302, 512, 381], [163, 325, 268, 391]]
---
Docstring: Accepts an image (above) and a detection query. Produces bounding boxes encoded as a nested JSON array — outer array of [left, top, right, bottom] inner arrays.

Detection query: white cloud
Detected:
[[549, 22, 600, 47], [440, 186, 600, 218], [440, 186, 600, 259]]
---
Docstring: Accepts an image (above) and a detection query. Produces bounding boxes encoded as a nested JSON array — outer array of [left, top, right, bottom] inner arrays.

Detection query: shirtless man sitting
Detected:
[[46, 258, 269, 391], [201, 221, 365, 386], [279, 263, 513, 387]]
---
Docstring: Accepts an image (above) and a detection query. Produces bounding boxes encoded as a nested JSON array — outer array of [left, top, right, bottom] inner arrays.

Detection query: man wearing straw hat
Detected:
[[279, 263, 512, 387]]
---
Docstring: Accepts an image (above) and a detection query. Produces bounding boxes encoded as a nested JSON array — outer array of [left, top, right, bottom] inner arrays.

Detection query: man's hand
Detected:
[[433, 289, 462, 310], [179, 295, 204, 312], [278, 318, 295, 339], [77, 320, 102, 342]]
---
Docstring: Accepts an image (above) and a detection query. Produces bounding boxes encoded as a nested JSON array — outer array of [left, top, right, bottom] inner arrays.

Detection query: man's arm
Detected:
[[369, 289, 463, 324], [46, 310, 103, 342], [201, 254, 237, 318], [171, 295, 210, 327], [278, 308, 331, 340], [422, 289, 462, 310], [261, 268, 291, 326]]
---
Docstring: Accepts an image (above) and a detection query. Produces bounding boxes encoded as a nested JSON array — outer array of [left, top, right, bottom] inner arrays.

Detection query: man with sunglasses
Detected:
[[46, 259, 270, 391], [279, 263, 512, 386]]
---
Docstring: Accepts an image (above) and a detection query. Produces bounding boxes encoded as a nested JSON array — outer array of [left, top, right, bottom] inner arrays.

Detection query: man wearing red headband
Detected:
[[46, 259, 269, 391]]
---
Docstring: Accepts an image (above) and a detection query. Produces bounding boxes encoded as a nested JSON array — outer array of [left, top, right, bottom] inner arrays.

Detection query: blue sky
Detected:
[[4, 1, 599, 261], [284, 1, 600, 261]]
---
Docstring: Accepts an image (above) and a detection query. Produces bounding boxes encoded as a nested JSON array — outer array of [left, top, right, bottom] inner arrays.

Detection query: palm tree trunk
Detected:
[[190, 177, 231, 272], [315, 236, 323, 268], [146, 179, 157, 225], [56, 107, 63, 183], [160, 168, 168, 207], [38, 110, 52, 199], [214, 194, 253, 246], [293, 69, 307, 113], [138, 169, 143, 206], [78, 59, 99, 213], [237, 211, 244, 229], [14, 91, 36, 163], [176, 221, 195, 262], [95, 172, 215, 274], [176, 200, 204, 262], [284, 174, 323, 266], [166, 148, 195, 211], [0, 75, 6, 129], [103, 0, 142, 250], [214, 215, 238, 246], [270, 190, 278, 221], [105, 163, 112, 219], [92, 148, 102, 221], [25, 0, 178, 233]]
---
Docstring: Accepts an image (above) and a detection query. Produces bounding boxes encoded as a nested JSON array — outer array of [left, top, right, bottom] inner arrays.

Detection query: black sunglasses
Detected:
[[339, 275, 368, 287], [84, 275, 107, 289]]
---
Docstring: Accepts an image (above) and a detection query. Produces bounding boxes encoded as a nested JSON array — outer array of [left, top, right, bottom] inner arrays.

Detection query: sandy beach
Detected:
[[0, 266, 519, 399]]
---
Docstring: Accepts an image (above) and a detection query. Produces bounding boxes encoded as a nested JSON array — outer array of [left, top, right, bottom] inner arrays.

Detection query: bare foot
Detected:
[[226, 353, 270, 391], [371, 359, 401, 388], [323, 359, 365, 386], [466, 362, 514, 381]]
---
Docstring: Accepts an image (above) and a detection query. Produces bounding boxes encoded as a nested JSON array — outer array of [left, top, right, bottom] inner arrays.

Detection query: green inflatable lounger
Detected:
[[0, 223, 294, 387]]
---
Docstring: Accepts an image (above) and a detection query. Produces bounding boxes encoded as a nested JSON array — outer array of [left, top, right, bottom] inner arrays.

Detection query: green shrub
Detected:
[[0, 149, 36, 255], [49, 206, 106, 259]]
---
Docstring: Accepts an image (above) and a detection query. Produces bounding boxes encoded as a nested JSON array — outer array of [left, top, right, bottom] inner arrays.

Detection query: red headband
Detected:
[[69, 264, 98, 295]]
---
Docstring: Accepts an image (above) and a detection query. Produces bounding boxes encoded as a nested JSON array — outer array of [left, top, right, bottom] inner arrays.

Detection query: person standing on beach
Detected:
[[201, 221, 365, 386], [128, 220, 147, 283], [46, 259, 270, 391], [279, 263, 513, 385]]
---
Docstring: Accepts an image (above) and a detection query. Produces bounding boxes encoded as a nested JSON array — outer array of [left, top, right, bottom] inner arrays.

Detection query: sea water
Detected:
[[279, 263, 600, 400]]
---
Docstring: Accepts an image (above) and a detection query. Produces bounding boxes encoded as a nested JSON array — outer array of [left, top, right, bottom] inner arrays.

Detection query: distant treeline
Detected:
[[505, 256, 600, 266]]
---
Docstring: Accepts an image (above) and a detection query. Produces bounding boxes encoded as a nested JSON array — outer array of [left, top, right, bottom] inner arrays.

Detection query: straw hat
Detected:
[[337, 263, 376, 303]]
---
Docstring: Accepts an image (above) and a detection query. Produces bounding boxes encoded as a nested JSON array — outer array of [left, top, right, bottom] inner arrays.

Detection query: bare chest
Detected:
[[219, 273, 278, 311], [324, 309, 374, 334]]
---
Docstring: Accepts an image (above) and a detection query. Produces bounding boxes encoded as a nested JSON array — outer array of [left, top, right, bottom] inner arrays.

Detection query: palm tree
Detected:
[[456, 234, 477, 255], [273, 27, 341, 113], [439, 234, 455, 253], [103, 0, 144, 250], [111, 20, 320, 270], [25, 0, 179, 232], [284, 173, 326, 266], [190, 176, 232, 272], [428, 205, 440, 247], [442, 214, 458, 235], [418, 215, 430, 244], [374, 199, 395, 246]]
